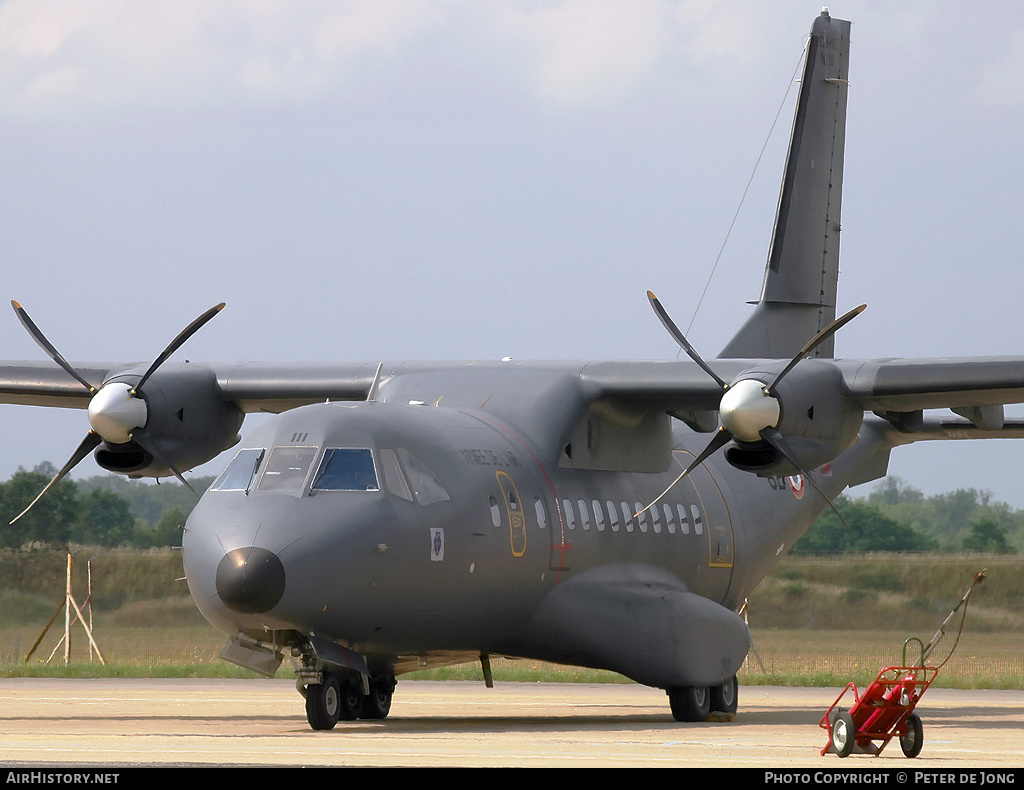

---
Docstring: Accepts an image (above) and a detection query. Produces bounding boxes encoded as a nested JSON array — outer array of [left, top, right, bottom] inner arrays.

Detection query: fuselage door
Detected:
[[496, 471, 527, 557], [672, 449, 734, 599]]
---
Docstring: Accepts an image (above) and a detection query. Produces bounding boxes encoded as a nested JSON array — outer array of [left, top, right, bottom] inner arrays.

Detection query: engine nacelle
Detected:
[[93, 364, 243, 478], [723, 360, 863, 476]]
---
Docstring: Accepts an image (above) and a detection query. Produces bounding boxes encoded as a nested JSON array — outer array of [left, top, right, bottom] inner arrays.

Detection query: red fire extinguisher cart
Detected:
[[819, 569, 986, 758]]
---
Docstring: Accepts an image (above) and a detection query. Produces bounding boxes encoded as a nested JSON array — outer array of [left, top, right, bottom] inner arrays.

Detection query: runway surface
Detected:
[[0, 678, 1021, 768]]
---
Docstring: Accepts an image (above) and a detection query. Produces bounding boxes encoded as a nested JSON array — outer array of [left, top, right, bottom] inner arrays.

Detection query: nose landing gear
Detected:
[[300, 669, 397, 730]]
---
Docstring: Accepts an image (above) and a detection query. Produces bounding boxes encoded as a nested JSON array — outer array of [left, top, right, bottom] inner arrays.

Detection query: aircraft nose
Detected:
[[215, 547, 286, 614]]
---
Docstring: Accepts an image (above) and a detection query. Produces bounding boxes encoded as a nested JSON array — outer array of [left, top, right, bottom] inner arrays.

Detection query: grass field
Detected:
[[0, 549, 1019, 687]]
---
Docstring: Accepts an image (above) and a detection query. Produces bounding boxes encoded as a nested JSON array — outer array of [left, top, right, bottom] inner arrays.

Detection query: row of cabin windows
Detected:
[[487, 493, 703, 536], [561, 498, 703, 535]]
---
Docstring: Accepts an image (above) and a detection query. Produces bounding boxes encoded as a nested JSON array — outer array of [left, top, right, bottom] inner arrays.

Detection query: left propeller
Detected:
[[9, 301, 225, 524]]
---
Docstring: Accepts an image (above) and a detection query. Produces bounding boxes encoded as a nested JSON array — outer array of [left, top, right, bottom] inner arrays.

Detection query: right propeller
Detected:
[[9, 301, 225, 524], [640, 291, 865, 519]]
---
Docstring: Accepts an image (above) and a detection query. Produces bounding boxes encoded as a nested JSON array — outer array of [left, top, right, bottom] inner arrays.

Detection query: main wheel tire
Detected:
[[305, 673, 341, 731], [710, 677, 738, 714], [900, 712, 924, 758], [831, 710, 857, 758], [338, 679, 364, 721], [668, 686, 711, 722], [361, 677, 395, 720]]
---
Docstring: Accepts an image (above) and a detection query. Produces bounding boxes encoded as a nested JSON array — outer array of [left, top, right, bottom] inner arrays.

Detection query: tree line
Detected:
[[793, 476, 1020, 553], [0, 463, 1019, 553], [0, 463, 213, 549]]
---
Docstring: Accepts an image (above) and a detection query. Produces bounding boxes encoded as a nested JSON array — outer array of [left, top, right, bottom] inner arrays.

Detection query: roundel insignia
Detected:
[[430, 528, 444, 561], [787, 475, 805, 499]]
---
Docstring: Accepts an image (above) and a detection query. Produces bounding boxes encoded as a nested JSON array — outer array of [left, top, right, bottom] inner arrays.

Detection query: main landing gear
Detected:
[[667, 676, 739, 722], [302, 671, 397, 730]]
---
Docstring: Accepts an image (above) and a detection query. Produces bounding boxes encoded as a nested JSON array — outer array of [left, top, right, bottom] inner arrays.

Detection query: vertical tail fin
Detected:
[[719, 9, 851, 360]]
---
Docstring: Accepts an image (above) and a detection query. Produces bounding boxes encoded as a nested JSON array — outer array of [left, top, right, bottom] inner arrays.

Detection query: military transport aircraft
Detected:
[[2, 9, 1023, 729]]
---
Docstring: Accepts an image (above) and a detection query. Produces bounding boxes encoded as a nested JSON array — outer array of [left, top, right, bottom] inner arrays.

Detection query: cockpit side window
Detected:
[[311, 448, 380, 492], [210, 448, 265, 492], [397, 448, 449, 505], [257, 446, 317, 492], [379, 449, 413, 501]]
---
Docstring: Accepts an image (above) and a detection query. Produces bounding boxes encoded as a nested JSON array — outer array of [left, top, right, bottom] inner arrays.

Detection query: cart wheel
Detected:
[[831, 710, 856, 758], [900, 712, 924, 758]]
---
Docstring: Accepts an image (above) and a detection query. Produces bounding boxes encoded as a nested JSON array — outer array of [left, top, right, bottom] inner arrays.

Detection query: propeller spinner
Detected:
[[9, 301, 225, 524]]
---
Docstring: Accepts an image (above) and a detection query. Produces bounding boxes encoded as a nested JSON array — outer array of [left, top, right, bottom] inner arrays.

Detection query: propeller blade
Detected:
[[647, 290, 729, 390], [765, 304, 866, 395], [131, 430, 199, 498], [10, 432, 103, 524], [11, 301, 97, 394], [761, 426, 850, 530], [133, 303, 225, 394], [635, 428, 733, 518]]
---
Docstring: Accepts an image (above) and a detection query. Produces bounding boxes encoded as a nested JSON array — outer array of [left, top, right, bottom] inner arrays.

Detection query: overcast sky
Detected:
[[3, 1, 1024, 506]]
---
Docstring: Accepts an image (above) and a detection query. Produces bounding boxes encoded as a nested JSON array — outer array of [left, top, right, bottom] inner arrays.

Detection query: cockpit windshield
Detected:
[[211, 444, 428, 499], [311, 448, 379, 492], [256, 446, 317, 492], [210, 448, 264, 492]]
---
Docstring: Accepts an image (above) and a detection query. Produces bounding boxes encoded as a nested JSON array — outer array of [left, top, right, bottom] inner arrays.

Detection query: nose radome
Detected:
[[215, 547, 286, 614]]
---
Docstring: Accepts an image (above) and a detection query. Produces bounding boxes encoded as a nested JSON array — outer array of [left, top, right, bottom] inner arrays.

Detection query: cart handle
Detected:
[[903, 637, 925, 668]]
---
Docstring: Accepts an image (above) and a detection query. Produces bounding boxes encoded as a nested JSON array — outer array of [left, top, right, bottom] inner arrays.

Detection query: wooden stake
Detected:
[[64, 554, 71, 665], [25, 553, 105, 666], [88, 560, 94, 661], [24, 599, 65, 662]]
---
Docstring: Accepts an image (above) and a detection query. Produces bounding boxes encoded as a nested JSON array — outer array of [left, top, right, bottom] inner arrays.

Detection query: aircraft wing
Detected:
[[213, 361, 379, 413], [0, 360, 380, 413], [7, 356, 1024, 419], [578, 356, 1024, 419], [841, 357, 1024, 412], [0, 362, 120, 408], [577, 360, 751, 412]]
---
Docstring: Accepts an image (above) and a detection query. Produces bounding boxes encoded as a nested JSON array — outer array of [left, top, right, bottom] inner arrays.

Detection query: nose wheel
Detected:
[[305, 672, 342, 730], [302, 671, 396, 730]]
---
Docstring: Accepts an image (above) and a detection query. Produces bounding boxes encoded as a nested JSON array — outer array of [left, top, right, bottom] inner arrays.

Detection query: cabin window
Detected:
[[592, 500, 605, 531], [380, 448, 413, 501], [663, 504, 675, 534], [577, 499, 591, 531], [489, 495, 501, 527], [257, 446, 317, 492], [211, 448, 264, 492], [397, 448, 449, 505], [651, 504, 661, 534], [635, 503, 647, 533], [691, 504, 704, 536], [534, 497, 547, 529], [677, 504, 690, 534], [562, 499, 576, 530], [606, 501, 619, 532], [311, 448, 379, 491], [620, 501, 633, 533]]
